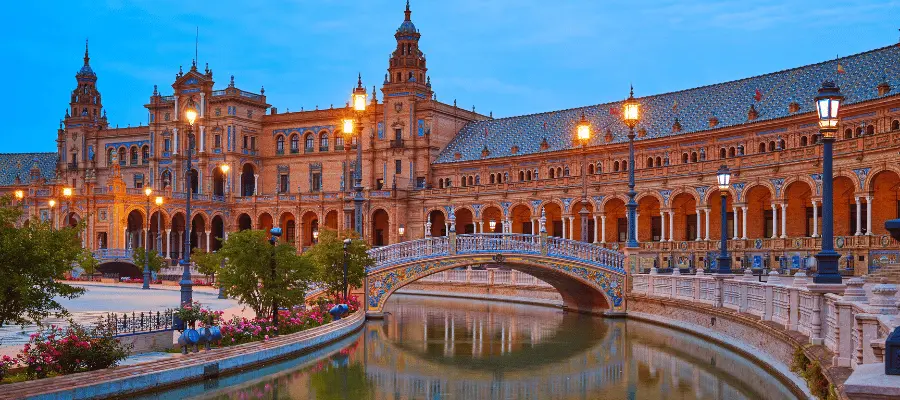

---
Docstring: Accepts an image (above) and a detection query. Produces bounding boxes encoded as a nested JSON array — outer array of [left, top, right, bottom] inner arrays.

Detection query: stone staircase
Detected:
[[869, 262, 900, 284]]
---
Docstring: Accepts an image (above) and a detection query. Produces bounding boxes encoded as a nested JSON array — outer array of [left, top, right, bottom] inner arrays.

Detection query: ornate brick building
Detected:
[[2, 3, 900, 274]]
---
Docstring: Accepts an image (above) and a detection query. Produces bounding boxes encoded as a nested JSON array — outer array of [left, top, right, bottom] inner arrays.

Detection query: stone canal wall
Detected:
[[0, 311, 365, 400]]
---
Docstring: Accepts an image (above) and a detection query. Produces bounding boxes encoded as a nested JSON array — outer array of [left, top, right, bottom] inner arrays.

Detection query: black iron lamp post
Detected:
[[621, 87, 641, 248], [342, 75, 368, 239], [180, 101, 199, 306], [576, 111, 592, 242], [716, 165, 732, 274], [269, 226, 282, 329], [142, 187, 153, 289], [342, 238, 352, 301], [813, 81, 844, 284]]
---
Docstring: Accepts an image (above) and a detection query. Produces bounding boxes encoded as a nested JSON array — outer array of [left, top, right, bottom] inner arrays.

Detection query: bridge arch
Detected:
[[366, 234, 626, 316]]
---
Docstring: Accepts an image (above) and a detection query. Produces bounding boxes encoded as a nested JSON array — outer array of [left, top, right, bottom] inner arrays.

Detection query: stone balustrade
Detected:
[[417, 268, 554, 288], [631, 272, 899, 370]]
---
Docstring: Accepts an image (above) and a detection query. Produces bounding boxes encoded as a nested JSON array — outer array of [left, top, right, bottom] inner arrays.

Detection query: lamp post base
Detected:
[[813, 251, 842, 284], [716, 255, 732, 275], [142, 271, 151, 290]]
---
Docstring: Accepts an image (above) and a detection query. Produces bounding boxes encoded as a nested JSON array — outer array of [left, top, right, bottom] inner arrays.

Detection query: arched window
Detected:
[[719, 148, 727, 159], [655, 156, 662, 166], [728, 147, 736, 157], [549, 168, 555, 179], [855, 127, 863, 136], [690, 152, 698, 162], [396, 72, 401, 82], [446, 178, 452, 188], [563, 167, 569, 177], [107, 148, 114, 166], [304, 133, 314, 151], [844, 128, 853, 139], [800, 136, 808, 146], [556, 167, 562, 177], [769, 141, 776, 151], [622, 160, 628, 171], [118, 148, 126, 166], [866, 125, 875, 135], [160, 170, 171, 189], [646, 157, 653, 168], [489, 174, 495, 184], [596, 162, 602, 174], [811, 134, 819, 145], [587, 164, 595, 174], [526, 170, 532, 180], [276, 135, 285, 154], [778, 139, 785, 150], [290, 134, 299, 153], [613, 161, 620, 172], [681, 153, 688, 163], [461, 176, 467, 187], [474, 175, 480, 185], [758, 142, 766, 153], [519, 171, 525, 181], [141, 146, 149, 164], [130, 147, 138, 165], [439, 179, 445, 189], [892, 120, 900, 131], [534, 169, 539, 180], [319, 132, 329, 151]]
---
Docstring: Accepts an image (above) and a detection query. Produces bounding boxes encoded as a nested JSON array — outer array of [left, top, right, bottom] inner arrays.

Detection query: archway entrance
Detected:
[[372, 209, 390, 246], [211, 215, 225, 251], [237, 213, 252, 231], [126, 210, 144, 250]]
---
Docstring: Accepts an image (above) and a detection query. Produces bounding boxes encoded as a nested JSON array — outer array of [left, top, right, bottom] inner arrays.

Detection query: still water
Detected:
[[142, 294, 798, 400]]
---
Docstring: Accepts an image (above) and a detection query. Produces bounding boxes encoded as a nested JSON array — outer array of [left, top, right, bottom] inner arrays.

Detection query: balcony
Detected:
[[304, 148, 314, 154], [67, 162, 78, 171], [390, 139, 405, 149]]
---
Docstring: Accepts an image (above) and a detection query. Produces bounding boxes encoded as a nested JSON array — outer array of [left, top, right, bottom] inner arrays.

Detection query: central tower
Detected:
[[383, 0, 430, 95]]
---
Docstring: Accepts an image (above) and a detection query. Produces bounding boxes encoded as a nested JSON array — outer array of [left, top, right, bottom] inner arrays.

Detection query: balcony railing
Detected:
[[390, 139, 405, 148]]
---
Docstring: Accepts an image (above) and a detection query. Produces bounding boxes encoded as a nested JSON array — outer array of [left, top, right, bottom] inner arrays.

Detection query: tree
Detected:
[[302, 228, 373, 298], [191, 248, 221, 285], [131, 247, 166, 273], [217, 230, 315, 317], [0, 195, 85, 328], [75, 249, 99, 280]]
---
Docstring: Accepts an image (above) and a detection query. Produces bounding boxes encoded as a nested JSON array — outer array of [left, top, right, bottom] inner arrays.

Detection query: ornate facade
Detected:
[[2, 3, 900, 274]]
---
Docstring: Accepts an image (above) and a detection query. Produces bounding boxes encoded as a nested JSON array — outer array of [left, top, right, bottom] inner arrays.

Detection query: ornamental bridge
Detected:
[[364, 233, 627, 316]]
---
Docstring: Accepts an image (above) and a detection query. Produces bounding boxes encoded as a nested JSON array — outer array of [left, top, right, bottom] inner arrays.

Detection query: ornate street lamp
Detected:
[[312, 228, 320, 244], [621, 86, 641, 248], [489, 219, 497, 232], [143, 187, 153, 289], [155, 195, 163, 263], [576, 111, 592, 242], [341, 75, 367, 239], [398, 224, 405, 238], [62, 187, 73, 228], [716, 165, 732, 274], [14, 189, 24, 201], [342, 238, 352, 301], [220, 164, 230, 197], [48, 199, 56, 228], [814, 81, 844, 284], [269, 226, 282, 329], [180, 100, 199, 306]]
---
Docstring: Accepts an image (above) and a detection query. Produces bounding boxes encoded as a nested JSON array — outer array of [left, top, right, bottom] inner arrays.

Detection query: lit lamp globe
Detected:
[[49, 199, 56, 208], [716, 165, 732, 192], [815, 81, 844, 138], [576, 111, 591, 143], [220, 164, 230, 174], [622, 87, 641, 129], [144, 187, 153, 197], [342, 118, 355, 135], [155, 196, 163, 206], [14, 190, 24, 200], [398, 224, 405, 236], [62, 187, 73, 198], [184, 103, 198, 126], [489, 220, 497, 232], [352, 75, 367, 112], [312, 229, 320, 241]]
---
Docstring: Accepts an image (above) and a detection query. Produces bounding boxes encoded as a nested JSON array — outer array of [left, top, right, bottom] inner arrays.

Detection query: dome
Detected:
[[77, 64, 96, 78], [397, 20, 417, 34]]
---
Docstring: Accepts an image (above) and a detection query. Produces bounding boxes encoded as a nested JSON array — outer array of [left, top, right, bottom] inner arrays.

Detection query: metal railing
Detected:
[[105, 309, 174, 336]]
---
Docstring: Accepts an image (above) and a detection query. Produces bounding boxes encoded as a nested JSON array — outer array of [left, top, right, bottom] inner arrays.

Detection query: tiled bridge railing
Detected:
[[366, 233, 626, 275], [416, 268, 555, 288], [631, 271, 899, 370]]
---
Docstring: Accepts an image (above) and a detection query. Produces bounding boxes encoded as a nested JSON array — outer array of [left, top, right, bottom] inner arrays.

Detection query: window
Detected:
[[892, 120, 900, 131], [376, 178, 384, 190], [647, 157, 654, 168], [134, 175, 143, 189], [395, 160, 402, 174], [319, 133, 329, 151], [690, 152, 698, 162], [164, 139, 171, 152], [468, 176, 474, 186], [596, 162, 602, 174], [613, 161, 620, 172], [141, 146, 149, 164], [681, 153, 688, 163], [276, 135, 285, 154], [461, 176, 467, 187], [130, 147, 138, 165], [118, 148, 126, 166], [856, 127, 863, 136], [335, 136, 344, 149], [305, 134, 314, 151], [290, 135, 299, 153], [728, 147, 736, 157], [769, 141, 776, 151], [526, 170, 532, 180], [311, 173, 322, 192], [394, 128, 402, 141], [243, 136, 248, 149], [800, 136, 808, 146], [519, 171, 525, 181], [107, 149, 114, 166], [563, 167, 569, 177], [758, 142, 766, 153], [588, 164, 594, 174], [416, 177, 425, 189], [214, 134, 221, 148], [549, 168, 555, 179], [720, 148, 727, 159], [867, 125, 875, 135], [490, 174, 496, 184], [250, 137, 256, 150], [279, 174, 289, 193], [844, 128, 853, 139]]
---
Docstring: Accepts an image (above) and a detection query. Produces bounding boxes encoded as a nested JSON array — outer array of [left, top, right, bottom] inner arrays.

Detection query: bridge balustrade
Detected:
[[93, 248, 134, 260]]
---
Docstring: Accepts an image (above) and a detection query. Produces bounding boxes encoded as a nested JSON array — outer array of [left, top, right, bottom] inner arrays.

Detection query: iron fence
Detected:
[[105, 309, 175, 336]]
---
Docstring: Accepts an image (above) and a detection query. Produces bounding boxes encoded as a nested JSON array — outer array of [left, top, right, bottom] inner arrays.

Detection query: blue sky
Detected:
[[1, 0, 898, 153]]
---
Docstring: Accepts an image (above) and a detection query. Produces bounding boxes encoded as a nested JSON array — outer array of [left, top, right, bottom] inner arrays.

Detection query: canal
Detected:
[[140, 294, 798, 399]]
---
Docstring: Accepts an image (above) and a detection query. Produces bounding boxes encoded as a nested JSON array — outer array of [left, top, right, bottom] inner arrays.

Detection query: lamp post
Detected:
[[62, 187, 73, 229], [220, 164, 230, 199], [14, 190, 24, 225], [180, 101, 199, 306], [398, 224, 405, 241], [312, 228, 320, 244], [716, 165, 732, 274], [269, 226, 283, 329], [343, 75, 367, 239], [576, 111, 592, 242], [342, 238, 352, 302], [813, 81, 844, 284], [48, 199, 56, 229], [143, 187, 153, 289], [155, 195, 163, 269], [621, 86, 641, 248]]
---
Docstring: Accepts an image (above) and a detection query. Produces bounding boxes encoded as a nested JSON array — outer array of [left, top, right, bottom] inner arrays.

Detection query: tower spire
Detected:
[[84, 38, 90, 65], [404, 0, 411, 21]]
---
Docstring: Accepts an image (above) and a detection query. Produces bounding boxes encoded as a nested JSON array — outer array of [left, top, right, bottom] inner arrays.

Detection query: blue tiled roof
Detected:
[[0, 153, 57, 186], [436, 45, 900, 164], [397, 20, 417, 34]]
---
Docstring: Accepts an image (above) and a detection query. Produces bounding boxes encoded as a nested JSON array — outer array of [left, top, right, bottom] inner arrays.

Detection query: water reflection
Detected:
[[144, 294, 797, 400]]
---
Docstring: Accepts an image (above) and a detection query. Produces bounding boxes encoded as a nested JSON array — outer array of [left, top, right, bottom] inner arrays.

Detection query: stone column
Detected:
[[771, 203, 778, 239], [854, 197, 862, 236], [704, 208, 710, 240], [531, 218, 537, 234], [780, 203, 788, 239], [668, 210, 674, 242], [173, 128, 179, 155], [199, 125, 206, 153], [812, 200, 819, 238], [478, 221, 484, 233], [561, 217, 566, 239], [695, 211, 702, 241], [600, 215, 606, 243], [165, 229, 171, 259], [660, 211, 666, 242], [865, 196, 873, 235], [204, 231, 210, 253], [593, 215, 599, 243], [253, 174, 259, 196], [568, 216, 575, 239], [741, 206, 748, 239], [732, 206, 739, 240]]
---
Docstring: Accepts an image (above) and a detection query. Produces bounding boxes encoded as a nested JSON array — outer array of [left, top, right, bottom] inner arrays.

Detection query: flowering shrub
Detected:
[[0, 355, 14, 381], [174, 301, 203, 328], [198, 307, 224, 327], [217, 295, 360, 347], [17, 322, 129, 379]]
